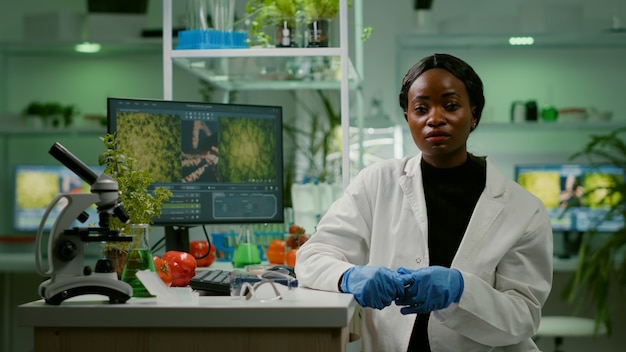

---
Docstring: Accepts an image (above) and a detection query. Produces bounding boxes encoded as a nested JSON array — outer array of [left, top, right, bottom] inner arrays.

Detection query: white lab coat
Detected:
[[295, 154, 553, 352]]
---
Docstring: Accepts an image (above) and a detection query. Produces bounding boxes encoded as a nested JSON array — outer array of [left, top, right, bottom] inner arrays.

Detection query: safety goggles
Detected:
[[229, 269, 298, 302]]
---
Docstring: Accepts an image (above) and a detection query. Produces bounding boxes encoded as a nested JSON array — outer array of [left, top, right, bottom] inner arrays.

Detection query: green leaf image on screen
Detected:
[[583, 172, 623, 208], [517, 171, 561, 208], [219, 117, 277, 183], [117, 112, 182, 182], [16, 172, 59, 208]]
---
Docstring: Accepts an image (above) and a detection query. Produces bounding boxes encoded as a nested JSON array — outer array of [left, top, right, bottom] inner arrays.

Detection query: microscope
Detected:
[[35, 142, 134, 305]]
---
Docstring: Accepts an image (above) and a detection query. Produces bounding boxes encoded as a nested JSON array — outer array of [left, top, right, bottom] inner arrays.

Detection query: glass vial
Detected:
[[121, 224, 156, 297]]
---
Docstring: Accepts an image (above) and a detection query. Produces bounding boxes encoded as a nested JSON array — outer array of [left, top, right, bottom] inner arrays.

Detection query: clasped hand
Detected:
[[340, 265, 464, 314]]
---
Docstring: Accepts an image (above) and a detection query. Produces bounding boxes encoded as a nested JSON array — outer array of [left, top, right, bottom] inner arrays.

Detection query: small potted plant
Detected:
[[299, 0, 373, 46], [300, 0, 340, 47], [98, 133, 172, 278], [22, 101, 78, 128], [244, 0, 300, 47]]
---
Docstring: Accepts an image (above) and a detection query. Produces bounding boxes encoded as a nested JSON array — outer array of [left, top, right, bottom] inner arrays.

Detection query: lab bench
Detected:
[[18, 289, 359, 352]]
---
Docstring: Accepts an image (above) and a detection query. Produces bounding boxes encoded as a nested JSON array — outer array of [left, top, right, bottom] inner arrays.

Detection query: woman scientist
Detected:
[[295, 53, 553, 352]]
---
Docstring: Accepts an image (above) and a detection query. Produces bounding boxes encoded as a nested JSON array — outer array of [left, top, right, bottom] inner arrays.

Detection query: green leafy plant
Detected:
[[22, 101, 78, 127], [301, 0, 341, 20], [299, 0, 373, 41], [98, 134, 172, 233], [561, 126, 626, 336], [241, 0, 372, 46], [244, 0, 300, 46]]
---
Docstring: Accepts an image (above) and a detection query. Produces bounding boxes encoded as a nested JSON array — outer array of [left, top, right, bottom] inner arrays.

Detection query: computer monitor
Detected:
[[13, 164, 103, 233], [515, 163, 624, 233], [107, 97, 284, 251]]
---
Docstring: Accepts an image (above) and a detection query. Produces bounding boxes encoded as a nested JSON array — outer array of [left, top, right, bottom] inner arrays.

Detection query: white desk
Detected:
[[18, 288, 358, 352]]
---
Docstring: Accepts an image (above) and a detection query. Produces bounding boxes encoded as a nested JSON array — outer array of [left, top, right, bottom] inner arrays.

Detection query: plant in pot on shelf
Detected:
[[561, 126, 626, 336], [300, 0, 373, 47], [300, 0, 339, 47], [98, 133, 172, 279], [22, 101, 78, 128], [243, 0, 300, 47]]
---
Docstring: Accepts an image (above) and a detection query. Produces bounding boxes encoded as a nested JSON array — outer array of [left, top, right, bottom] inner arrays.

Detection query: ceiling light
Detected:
[[74, 42, 101, 54], [508, 36, 535, 46]]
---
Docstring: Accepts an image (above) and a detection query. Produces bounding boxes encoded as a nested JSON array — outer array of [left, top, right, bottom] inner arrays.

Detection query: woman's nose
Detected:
[[426, 108, 446, 126]]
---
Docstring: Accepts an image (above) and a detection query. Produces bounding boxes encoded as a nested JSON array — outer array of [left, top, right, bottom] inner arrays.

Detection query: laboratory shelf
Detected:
[[170, 47, 343, 58]]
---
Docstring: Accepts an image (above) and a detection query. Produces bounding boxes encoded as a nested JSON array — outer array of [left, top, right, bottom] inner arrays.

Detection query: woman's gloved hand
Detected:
[[340, 266, 405, 309], [395, 266, 464, 315]]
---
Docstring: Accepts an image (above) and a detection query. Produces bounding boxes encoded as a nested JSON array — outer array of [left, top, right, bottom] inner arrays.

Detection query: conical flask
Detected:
[[121, 224, 156, 297], [232, 225, 261, 268]]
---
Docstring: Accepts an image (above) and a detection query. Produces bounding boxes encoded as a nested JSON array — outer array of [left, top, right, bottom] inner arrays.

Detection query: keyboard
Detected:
[[190, 269, 235, 295]]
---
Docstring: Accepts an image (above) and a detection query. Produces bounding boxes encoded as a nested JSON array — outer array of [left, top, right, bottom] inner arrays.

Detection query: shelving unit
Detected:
[[162, 0, 362, 188]]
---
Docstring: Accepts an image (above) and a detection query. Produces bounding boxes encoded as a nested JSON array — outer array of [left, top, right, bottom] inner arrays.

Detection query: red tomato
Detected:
[[189, 240, 216, 267], [286, 233, 308, 249], [266, 239, 286, 265], [162, 250, 197, 287], [153, 256, 173, 287], [286, 248, 297, 267], [289, 224, 305, 234]]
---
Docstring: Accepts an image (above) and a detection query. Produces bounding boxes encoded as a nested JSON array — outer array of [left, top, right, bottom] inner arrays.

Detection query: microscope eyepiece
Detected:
[[49, 142, 98, 185]]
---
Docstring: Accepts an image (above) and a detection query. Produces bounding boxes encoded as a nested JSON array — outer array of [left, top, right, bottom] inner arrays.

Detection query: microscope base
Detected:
[[39, 275, 133, 305]]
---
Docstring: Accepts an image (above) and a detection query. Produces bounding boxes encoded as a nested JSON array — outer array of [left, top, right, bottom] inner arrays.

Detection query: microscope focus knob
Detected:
[[56, 241, 77, 261], [77, 211, 90, 224], [95, 258, 115, 273]]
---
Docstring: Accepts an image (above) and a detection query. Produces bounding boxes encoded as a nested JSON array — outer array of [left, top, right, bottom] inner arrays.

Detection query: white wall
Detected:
[[362, 0, 626, 126]]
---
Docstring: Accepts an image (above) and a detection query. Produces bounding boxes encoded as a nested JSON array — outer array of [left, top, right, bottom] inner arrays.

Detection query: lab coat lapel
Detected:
[[399, 156, 429, 242], [454, 160, 506, 266]]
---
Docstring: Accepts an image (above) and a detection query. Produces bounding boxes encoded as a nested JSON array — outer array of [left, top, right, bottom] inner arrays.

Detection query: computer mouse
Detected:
[[267, 265, 296, 278]]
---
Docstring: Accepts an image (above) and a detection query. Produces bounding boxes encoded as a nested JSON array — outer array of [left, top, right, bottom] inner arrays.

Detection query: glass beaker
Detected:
[[209, 0, 235, 32], [186, 0, 211, 30], [232, 225, 261, 268], [120, 224, 156, 298]]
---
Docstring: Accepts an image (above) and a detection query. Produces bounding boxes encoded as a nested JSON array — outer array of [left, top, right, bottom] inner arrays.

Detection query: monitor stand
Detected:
[[164, 226, 191, 252]]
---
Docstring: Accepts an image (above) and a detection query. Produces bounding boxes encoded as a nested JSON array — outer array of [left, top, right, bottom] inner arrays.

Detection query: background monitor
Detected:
[[13, 164, 103, 233], [107, 97, 284, 251], [515, 163, 625, 233]]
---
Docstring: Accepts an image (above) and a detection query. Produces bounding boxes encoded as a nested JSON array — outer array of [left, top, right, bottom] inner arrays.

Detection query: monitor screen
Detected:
[[106, 97, 284, 234], [13, 165, 103, 233], [515, 163, 625, 232]]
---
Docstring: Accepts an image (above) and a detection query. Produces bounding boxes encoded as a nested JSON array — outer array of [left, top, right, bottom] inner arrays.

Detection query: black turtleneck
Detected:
[[407, 153, 486, 352]]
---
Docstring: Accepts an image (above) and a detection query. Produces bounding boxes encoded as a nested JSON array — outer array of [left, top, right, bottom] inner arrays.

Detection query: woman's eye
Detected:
[[445, 102, 460, 111], [413, 105, 428, 114]]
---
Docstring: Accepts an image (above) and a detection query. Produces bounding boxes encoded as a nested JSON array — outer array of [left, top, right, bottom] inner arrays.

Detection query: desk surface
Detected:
[[18, 288, 356, 329]]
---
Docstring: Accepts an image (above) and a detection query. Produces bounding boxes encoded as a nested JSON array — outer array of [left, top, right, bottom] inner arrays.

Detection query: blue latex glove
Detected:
[[340, 266, 405, 309], [395, 266, 464, 315]]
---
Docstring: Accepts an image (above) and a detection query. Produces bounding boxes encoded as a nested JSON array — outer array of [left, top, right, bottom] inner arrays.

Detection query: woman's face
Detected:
[[404, 68, 476, 168]]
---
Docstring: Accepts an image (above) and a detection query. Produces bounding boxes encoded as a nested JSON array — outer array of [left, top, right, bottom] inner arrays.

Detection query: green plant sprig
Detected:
[[98, 134, 172, 233]]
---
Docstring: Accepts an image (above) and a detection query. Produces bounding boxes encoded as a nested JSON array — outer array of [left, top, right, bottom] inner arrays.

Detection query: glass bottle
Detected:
[[121, 224, 156, 298], [232, 225, 261, 268]]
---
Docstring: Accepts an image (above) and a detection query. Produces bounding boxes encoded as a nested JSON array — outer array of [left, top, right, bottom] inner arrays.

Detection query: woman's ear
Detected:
[[403, 111, 408, 121]]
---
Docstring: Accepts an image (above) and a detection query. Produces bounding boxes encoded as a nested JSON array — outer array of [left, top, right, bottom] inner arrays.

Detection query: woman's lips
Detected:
[[425, 131, 450, 143]]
